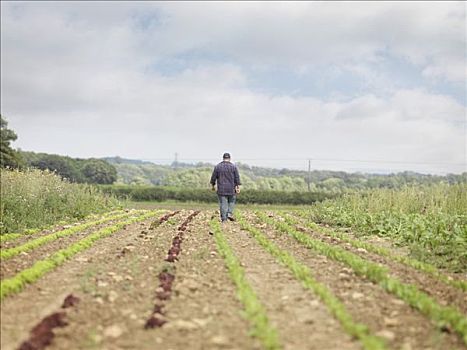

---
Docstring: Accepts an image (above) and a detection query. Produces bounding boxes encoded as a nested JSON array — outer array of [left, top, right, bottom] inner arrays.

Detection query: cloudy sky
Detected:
[[1, 1, 466, 174]]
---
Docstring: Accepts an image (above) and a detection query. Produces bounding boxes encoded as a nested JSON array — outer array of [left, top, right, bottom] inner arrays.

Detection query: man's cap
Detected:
[[223, 152, 231, 159]]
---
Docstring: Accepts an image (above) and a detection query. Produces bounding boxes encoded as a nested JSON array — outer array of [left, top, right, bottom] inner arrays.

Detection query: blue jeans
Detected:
[[218, 195, 236, 221]]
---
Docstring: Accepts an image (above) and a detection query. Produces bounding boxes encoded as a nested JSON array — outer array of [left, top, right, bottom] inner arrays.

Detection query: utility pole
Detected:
[[307, 159, 312, 192], [174, 152, 178, 168]]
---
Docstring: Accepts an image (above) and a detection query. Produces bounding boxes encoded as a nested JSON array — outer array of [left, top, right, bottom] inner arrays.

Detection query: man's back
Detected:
[[211, 161, 241, 195]]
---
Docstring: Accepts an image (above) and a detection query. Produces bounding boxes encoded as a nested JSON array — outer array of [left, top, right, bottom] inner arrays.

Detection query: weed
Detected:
[[301, 184, 467, 272], [1, 168, 121, 233]]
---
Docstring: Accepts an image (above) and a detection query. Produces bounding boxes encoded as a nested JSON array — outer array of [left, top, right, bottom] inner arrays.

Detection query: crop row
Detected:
[[146, 211, 199, 329], [166, 211, 200, 262], [0, 233, 22, 243], [0, 209, 125, 244], [1, 211, 136, 260], [287, 211, 467, 291], [150, 210, 180, 229], [237, 213, 386, 350], [0, 210, 163, 301], [256, 211, 467, 345], [210, 218, 282, 350]]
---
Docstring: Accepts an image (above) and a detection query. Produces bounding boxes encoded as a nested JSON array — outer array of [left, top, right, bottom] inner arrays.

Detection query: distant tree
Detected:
[[130, 176, 149, 186], [81, 159, 117, 184], [0, 115, 24, 168], [31, 154, 83, 182]]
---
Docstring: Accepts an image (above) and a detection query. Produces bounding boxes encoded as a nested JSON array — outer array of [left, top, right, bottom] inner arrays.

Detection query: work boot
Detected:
[[227, 215, 235, 222]]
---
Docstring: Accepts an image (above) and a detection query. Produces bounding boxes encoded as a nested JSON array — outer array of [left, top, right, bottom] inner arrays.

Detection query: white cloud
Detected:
[[1, 1, 465, 174], [147, 1, 466, 82]]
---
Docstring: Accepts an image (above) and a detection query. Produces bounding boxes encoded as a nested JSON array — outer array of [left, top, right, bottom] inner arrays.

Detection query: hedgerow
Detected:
[[100, 184, 332, 205]]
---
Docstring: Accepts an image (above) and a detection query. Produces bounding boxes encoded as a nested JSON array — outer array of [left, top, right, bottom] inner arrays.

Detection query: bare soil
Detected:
[[1, 208, 465, 350]]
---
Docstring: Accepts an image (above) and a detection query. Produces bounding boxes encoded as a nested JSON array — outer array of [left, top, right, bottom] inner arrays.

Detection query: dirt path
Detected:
[[241, 212, 465, 350], [223, 219, 360, 350]]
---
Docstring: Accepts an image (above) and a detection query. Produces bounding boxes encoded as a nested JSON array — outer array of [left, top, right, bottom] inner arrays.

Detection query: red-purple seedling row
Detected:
[[144, 271, 175, 329], [166, 211, 200, 262], [158, 210, 181, 224], [18, 294, 80, 350], [145, 211, 200, 329]]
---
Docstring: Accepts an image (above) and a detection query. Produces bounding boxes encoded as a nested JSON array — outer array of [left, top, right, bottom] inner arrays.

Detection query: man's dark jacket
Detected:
[[210, 161, 241, 195]]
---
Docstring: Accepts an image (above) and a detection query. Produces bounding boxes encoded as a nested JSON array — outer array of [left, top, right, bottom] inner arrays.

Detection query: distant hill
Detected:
[[103, 157, 466, 193]]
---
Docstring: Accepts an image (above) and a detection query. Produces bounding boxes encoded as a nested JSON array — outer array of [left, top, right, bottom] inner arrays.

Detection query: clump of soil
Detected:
[[61, 294, 80, 309], [144, 316, 167, 329]]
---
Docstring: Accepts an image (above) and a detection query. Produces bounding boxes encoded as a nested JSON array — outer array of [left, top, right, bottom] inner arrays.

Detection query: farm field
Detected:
[[1, 205, 466, 350]]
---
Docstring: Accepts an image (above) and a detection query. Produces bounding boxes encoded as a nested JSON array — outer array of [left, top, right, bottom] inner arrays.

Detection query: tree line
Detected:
[[21, 151, 117, 184], [106, 157, 467, 193], [3, 115, 466, 190]]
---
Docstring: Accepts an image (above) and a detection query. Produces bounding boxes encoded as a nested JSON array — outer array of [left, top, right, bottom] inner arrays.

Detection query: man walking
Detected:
[[210, 153, 241, 223]]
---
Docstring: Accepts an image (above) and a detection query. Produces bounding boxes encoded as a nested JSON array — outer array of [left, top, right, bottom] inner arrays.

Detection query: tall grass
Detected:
[[304, 184, 467, 272], [0, 168, 120, 233], [341, 184, 466, 216]]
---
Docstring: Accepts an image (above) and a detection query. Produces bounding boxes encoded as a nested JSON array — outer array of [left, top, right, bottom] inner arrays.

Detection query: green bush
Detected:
[[21, 151, 118, 184], [0, 168, 120, 233]]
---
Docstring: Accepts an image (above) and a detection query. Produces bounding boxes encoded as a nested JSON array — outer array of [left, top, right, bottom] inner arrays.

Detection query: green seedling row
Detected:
[[256, 211, 467, 345], [1, 211, 135, 260], [237, 212, 387, 350], [210, 218, 282, 350], [0, 233, 22, 244], [0, 209, 125, 243], [0, 210, 162, 301], [288, 211, 467, 292]]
